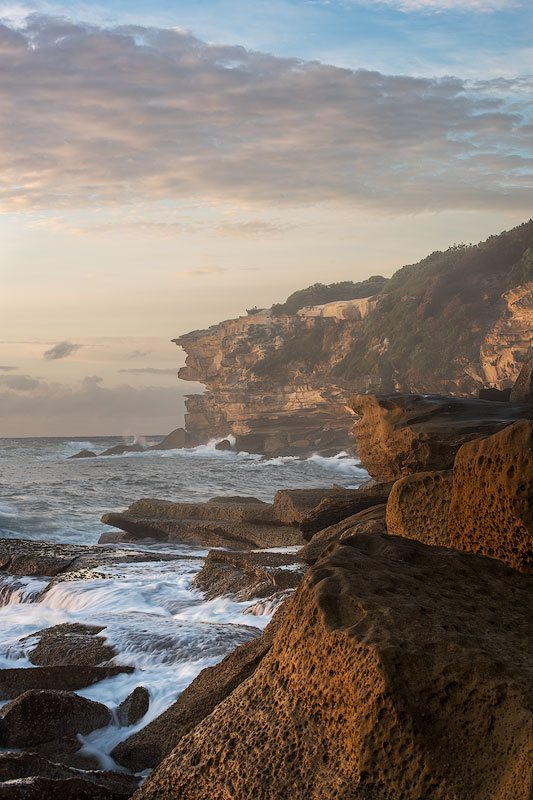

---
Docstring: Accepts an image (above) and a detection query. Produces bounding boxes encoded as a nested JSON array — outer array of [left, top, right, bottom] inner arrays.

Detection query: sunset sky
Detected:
[[1, 0, 531, 435]]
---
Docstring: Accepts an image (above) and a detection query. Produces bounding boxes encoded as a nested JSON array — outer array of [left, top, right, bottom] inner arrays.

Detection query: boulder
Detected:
[[21, 623, 116, 667], [299, 481, 394, 539], [113, 612, 282, 772], [214, 439, 233, 451], [0, 777, 129, 800], [101, 498, 304, 549], [0, 690, 111, 748], [192, 551, 305, 601], [273, 487, 348, 526], [350, 393, 533, 481], [386, 470, 453, 547], [0, 752, 139, 797], [448, 419, 533, 572], [100, 444, 145, 457], [0, 666, 132, 700], [67, 449, 97, 459], [299, 504, 387, 565], [135, 534, 533, 800], [510, 357, 533, 403], [116, 687, 150, 727], [148, 427, 191, 451]]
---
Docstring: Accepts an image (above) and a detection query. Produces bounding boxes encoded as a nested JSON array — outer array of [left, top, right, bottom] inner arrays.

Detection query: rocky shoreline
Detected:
[[1, 362, 532, 799]]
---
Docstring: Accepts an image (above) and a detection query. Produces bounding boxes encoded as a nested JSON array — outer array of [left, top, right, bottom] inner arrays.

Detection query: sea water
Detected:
[[0, 436, 368, 769]]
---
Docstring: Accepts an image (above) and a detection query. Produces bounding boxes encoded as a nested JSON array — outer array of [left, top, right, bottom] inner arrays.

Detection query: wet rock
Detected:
[[0, 690, 111, 748], [192, 551, 305, 601], [148, 427, 193, 451], [350, 392, 533, 481], [100, 443, 145, 457], [101, 498, 304, 548], [0, 776, 128, 800], [136, 533, 533, 800], [116, 687, 150, 727], [68, 449, 97, 459], [0, 665, 132, 700], [21, 623, 116, 667], [299, 481, 394, 539], [386, 470, 453, 547], [510, 357, 533, 403], [448, 419, 533, 572], [112, 612, 283, 772], [478, 387, 512, 402], [0, 752, 139, 797], [299, 504, 387, 564], [214, 439, 233, 451]]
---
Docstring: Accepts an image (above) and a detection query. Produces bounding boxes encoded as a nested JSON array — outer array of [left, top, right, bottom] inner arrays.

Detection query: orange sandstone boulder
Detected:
[[134, 534, 533, 800], [386, 470, 453, 547], [448, 419, 533, 572]]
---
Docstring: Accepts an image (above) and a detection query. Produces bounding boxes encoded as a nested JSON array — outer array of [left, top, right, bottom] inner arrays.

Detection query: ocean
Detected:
[[0, 436, 368, 770]]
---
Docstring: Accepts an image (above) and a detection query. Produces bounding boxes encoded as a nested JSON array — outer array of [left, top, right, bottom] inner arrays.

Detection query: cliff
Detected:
[[174, 221, 533, 454]]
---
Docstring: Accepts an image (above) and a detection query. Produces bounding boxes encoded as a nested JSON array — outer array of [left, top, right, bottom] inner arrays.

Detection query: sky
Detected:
[[0, 0, 531, 435]]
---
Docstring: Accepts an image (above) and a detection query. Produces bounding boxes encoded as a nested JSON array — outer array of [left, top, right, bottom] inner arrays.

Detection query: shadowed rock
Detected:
[[299, 504, 387, 564], [299, 481, 394, 539], [21, 623, 116, 667], [148, 427, 194, 451], [510, 357, 533, 403], [0, 690, 111, 748], [116, 687, 150, 727], [100, 444, 145, 457], [0, 776, 133, 799], [134, 533, 533, 800], [192, 550, 305, 601], [350, 393, 533, 481], [0, 666, 132, 700], [67, 449, 97, 459]]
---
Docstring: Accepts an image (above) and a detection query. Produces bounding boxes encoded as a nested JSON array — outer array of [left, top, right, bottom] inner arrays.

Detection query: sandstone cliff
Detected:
[[174, 220, 533, 454]]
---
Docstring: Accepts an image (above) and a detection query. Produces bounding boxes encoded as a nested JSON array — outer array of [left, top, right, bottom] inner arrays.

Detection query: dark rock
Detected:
[[148, 427, 194, 451], [386, 470, 453, 547], [192, 551, 305, 601], [510, 357, 533, 403], [135, 533, 533, 800], [0, 776, 126, 799], [116, 687, 150, 726], [350, 393, 533, 481], [68, 449, 97, 459], [478, 387, 512, 402], [299, 481, 395, 539], [273, 487, 349, 526], [0, 752, 139, 797], [21, 623, 116, 667], [100, 444, 145, 457], [0, 666, 132, 700], [299, 504, 387, 564], [214, 439, 233, 451], [112, 611, 283, 772], [0, 690, 111, 748]]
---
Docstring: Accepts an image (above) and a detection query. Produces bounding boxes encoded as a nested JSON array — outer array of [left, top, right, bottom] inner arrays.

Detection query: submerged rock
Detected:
[[192, 550, 305, 601], [135, 533, 533, 800], [0, 690, 111, 748], [20, 623, 116, 667], [350, 392, 533, 481], [116, 687, 150, 727], [100, 443, 145, 457], [67, 449, 97, 459]]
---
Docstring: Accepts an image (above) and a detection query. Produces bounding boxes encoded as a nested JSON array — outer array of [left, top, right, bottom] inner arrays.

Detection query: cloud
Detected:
[[128, 349, 152, 359], [360, 0, 522, 11], [43, 341, 82, 360], [0, 373, 188, 436], [0, 15, 530, 215], [0, 365, 17, 371], [119, 367, 178, 375]]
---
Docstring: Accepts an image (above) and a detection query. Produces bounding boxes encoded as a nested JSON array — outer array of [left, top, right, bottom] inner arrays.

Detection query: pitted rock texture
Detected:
[[350, 393, 533, 481], [134, 534, 532, 800], [299, 481, 394, 539], [299, 504, 387, 565], [448, 420, 533, 572], [192, 550, 305, 601], [386, 471, 453, 547], [113, 614, 281, 772]]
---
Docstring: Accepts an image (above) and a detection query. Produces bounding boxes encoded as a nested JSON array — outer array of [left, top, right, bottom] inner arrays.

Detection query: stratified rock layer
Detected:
[[350, 393, 533, 481], [135, 533, 533, 800], [448, 420, 533, 572]]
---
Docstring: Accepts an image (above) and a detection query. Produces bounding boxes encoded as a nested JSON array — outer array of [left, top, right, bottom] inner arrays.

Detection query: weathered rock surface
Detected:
[[148, 427, 195, 451], [386, 470, 453, 547], [299, 504, 387, 565], [0, 753, 139, 798], [20, 623, 116, 667], [448, 419, 533, 572], [350, 393, 533, 481], [510, 356, 533, 403], [116, 687, 150, 727], [67, 449, 97, 459], [113, 613, 282, 772], [273, 486, 351, 526], [299, 481, 394, 539], [0, 665, 132, 699], [101, 498, 304, 548], [135, 533, 533, 800], [192, 550, 305, 601], [100, 443, 145, 457], [0, 690, 111, 748]]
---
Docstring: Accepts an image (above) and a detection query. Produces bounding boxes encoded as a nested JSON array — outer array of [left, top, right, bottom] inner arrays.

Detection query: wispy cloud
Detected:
[[119, 367, 177, 375], [0, 15, 530, 216], [43, 341, 82, 360], [358, 0, 523, 11]]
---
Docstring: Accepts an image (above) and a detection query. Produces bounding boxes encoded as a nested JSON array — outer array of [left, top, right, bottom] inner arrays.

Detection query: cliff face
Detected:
[[175, 221, 533, 455]]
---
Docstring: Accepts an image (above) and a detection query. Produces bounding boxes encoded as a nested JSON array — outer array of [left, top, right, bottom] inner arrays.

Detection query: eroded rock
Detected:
[[0, 665, 132, 700], [299, 481, 394, 539], [386, 470, 453, 547], [299, 504, 387, 565], [116, 687, 150, 727], [135, 533, 533, 800], [21, 623, 116, 667], [192, 550, 305, 601]]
